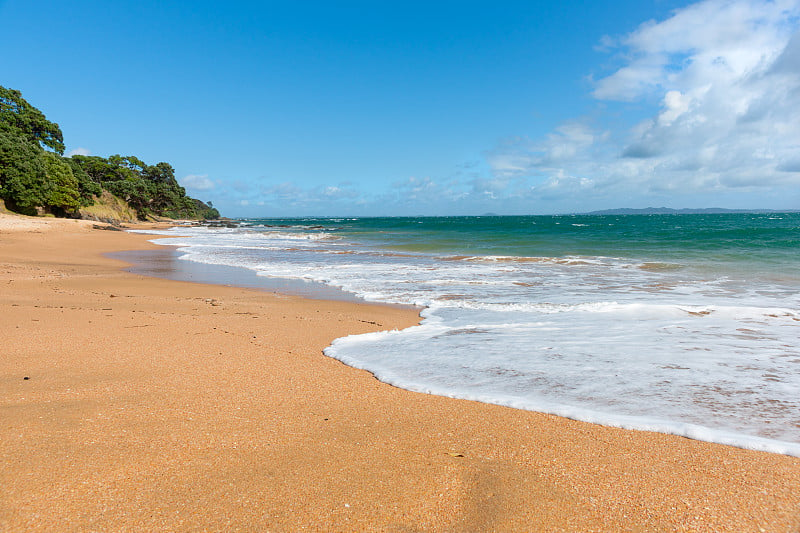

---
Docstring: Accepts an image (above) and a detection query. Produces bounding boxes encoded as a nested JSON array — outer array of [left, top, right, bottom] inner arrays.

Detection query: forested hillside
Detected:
[[0, 86, 219, 220]]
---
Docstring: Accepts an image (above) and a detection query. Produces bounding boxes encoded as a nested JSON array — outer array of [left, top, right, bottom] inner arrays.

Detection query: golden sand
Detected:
[[1, 213, 799, 531]]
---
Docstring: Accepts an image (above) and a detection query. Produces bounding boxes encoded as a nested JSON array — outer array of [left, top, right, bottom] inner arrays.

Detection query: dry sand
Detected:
[[1, 212, 799, 532]]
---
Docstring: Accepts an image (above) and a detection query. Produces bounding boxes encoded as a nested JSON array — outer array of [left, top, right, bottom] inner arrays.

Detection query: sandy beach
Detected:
[[1, 213, 799, 532]]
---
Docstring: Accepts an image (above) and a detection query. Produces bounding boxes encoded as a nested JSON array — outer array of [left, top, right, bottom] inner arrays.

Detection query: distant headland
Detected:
[[580, 207, 798, 215]]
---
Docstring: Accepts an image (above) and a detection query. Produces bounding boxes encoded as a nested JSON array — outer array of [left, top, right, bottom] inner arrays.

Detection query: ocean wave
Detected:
[[134, 220, 800, 454]]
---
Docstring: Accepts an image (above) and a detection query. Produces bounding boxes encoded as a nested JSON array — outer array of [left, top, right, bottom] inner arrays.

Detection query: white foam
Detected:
[[138, 224, 800, 455]]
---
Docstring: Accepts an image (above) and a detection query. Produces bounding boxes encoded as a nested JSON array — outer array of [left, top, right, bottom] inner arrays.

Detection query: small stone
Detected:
[[23, 376, 30, 380]]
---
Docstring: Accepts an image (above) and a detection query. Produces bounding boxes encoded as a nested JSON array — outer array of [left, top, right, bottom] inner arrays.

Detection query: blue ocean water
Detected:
[[135, 214, 800, 456]]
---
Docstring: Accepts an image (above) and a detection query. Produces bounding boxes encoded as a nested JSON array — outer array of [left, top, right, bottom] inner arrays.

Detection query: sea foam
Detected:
[[134, 219, 800, 456]]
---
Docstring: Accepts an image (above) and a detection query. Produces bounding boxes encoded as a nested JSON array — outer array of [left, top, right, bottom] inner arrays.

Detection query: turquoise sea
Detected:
[[136, 213, 800, 456]]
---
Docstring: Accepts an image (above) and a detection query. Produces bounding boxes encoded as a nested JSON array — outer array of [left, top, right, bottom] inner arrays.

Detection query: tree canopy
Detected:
[[0, 86, 65, 154], [0, 85, 219, 220], [0, 122, 51, 212], [70, 154, 218, 219]]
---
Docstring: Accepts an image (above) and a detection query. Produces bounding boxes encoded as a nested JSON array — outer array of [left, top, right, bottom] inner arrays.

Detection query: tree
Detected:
[[0, 123, 51, 213], [0, 86, 65, 154], [1, 85, 221, 219], [66, 157, 102, 206], [42, 152, 81, 213], [143, 161, 177, 185], [101, 176, 153, 217], [71, 154, 123, 184]]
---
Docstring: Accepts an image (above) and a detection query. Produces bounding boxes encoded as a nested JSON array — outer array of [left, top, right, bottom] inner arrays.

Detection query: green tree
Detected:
[[0, 123, 50, 213], [102, 176, 153, 216], [67, 158, 102, 206], [1, 86, 221, 219], [0, 86, 65, 154], [72, 154, 122, 184], [42, 152, 81, 213], [143, 161, 177, 185]]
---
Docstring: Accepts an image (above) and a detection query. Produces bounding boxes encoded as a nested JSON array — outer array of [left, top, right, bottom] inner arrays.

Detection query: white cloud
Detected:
[[489, 0, 800, 205], [239, 0, 800, 219], [67, 147, 91, 157], [253, 181, 361, 210], [594, 0, 798, 101], [392, 176, 438, 199], [658, 90, 692, 126], [488, 123, 601, 180], [260, 182, 303, 200], [182, 174, 216, 190], [320, 184, 358, 200]]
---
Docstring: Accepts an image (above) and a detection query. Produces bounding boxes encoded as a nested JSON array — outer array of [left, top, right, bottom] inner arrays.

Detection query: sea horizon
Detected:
[[224, 207, 800, 221]]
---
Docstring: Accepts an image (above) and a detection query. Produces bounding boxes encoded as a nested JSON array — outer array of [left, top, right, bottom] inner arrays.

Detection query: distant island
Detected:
[[581, 207, 797, 215], [0, 86, 219, 223]]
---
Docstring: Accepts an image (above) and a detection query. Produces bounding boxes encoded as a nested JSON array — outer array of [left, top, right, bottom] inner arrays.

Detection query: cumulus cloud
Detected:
[[384, 175, 497, 209], [241, 1, 800, 217], [181, 174, 216, 190], [594, 0, 797, 101], [252, 181, 363, 211], [260, 181, 303, 201], [243, 174, 510, 215], [66, 147, 91, 157], [392, 176, 439, 200], [490, 0, 800, 205], [488, 123, 602, 183], [321, 184, 359, 200]]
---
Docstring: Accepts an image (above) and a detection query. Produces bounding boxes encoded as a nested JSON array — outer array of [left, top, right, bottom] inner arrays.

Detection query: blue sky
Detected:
[[2, 0, 799, 216]]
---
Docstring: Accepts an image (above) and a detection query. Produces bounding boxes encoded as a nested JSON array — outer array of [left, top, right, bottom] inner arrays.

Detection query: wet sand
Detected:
[[1, 213, 799, 531]]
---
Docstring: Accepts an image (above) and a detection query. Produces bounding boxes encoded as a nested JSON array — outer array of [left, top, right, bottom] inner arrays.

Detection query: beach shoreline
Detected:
[[1, 212, 799, 531], [110, 245, 397, 305]]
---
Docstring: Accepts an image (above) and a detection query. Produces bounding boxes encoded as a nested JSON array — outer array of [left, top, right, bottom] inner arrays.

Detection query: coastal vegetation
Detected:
[[0, 85, 218, 220]]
